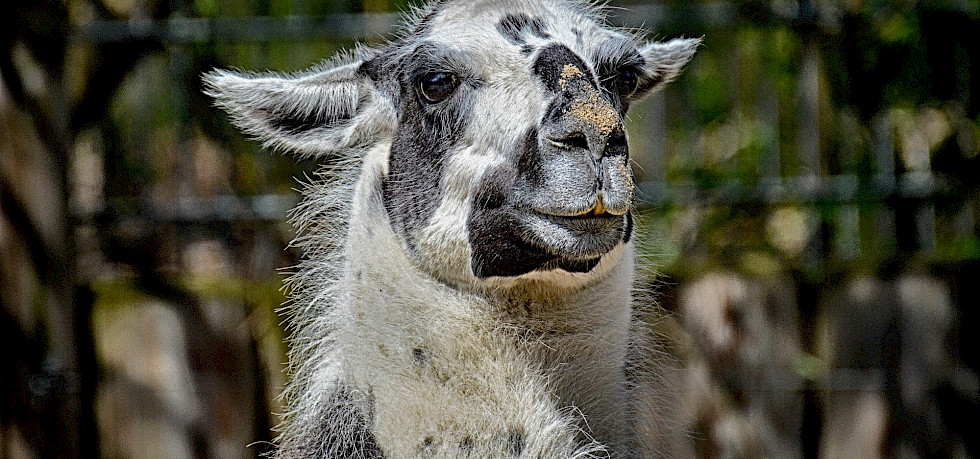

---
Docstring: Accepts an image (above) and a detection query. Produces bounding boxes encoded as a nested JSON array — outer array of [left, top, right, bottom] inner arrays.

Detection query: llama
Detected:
[[205, 1, 697, 456]]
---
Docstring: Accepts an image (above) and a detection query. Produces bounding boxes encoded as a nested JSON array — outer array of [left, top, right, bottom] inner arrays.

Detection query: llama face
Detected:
[[205, 0, 697, 285]]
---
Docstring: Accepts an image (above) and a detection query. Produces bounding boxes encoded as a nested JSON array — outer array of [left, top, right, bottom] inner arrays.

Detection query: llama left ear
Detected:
[[632, 37, 701, 100], [203, 51, 396, 158]]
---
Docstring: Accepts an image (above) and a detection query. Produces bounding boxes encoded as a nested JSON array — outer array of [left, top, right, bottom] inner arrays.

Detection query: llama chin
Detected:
[[205, 1, 698, 457]]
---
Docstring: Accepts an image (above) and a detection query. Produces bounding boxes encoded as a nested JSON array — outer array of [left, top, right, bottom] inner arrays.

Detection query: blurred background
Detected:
[[1, 0, 978, 457]]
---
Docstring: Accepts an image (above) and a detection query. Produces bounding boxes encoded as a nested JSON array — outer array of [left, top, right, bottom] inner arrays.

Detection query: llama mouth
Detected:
[[518, 209, 626, 260], [466, 204, 626, 278]]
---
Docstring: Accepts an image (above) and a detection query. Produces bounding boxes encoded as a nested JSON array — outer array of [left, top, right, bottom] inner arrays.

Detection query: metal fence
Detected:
[[75, 2, 980, 261], [3, 1, 979, 457]]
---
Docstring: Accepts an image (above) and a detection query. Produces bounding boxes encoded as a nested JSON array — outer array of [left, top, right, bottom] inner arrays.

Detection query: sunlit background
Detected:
[[1, 0, 978, 457]]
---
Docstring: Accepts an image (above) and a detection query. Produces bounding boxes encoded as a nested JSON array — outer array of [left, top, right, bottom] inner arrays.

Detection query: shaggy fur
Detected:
[[205, 1, 697, 457]]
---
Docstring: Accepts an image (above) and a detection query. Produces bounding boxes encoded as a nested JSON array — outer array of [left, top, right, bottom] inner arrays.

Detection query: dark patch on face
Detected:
[[533, 43, 598, 93], [359, 50, 402, 100], [542, 93, 571, 125], [381, 42, 475, 252], [468, 209, 555, 278], [526, 16, 549, 39], [520, 44, 536, 55], [382, 117, 451, 254], [472, 164, 510, 210], [497, 15, 526, 44], [497, 13, 550, 45], [513, 128, 544, 188]]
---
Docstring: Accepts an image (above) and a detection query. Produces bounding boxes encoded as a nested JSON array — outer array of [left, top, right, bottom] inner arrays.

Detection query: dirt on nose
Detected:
[[557, 64, 620, 138]]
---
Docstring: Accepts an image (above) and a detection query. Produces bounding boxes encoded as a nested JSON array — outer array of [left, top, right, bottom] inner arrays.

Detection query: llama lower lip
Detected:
[[541, 212, 621, 228], [518, 210, 625, 259]]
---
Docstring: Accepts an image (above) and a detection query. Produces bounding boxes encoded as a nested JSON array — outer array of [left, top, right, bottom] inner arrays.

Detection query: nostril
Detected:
[[603, 129, 628, 157], [549, 132, 589, 150], [610, 128, 626, 145]]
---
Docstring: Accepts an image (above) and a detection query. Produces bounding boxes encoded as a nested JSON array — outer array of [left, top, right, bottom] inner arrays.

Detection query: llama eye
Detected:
[[614, 68, 638, 98], [418, 72, 459, 103]]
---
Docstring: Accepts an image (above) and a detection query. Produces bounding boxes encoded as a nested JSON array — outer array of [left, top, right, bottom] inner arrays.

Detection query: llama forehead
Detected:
[[417, 0, 627, 71]]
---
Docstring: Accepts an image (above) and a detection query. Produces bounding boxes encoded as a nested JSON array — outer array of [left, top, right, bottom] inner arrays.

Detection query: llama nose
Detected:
[[567, 92, 620, 152], [546, 108, 626, 158], [545, 75, 625, 157]]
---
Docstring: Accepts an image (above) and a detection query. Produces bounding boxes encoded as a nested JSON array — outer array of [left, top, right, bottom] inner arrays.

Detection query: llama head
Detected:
[[205, 0, 698, 286]]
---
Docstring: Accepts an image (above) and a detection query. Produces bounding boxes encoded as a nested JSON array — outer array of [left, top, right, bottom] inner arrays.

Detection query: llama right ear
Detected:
[[631, 37, 701, 100], [204, 54, 395, 158]]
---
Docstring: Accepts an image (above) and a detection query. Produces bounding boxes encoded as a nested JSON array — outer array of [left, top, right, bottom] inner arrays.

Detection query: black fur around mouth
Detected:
[[467, 204, 629, 279]]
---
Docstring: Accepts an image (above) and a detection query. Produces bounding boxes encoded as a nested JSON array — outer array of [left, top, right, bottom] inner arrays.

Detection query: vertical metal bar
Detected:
[[916, 205, 936, 253], [872, 112, 897, 258], [757, 60, 780, 197], [836, 110, 860, 260], [955, 201, 975, 242], [797, 41, 820, 177], [726, 29, 741, 181], [170, 49, 196, 201], [798, 38, 822, 269]]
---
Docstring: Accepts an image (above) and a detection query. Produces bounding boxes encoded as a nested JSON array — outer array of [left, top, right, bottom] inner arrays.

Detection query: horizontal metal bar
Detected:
[[634, 172, 962, 208], [75, 193, 299, 223], [76, 14, 400, 44], [680, 367, 978, 394], [72, 2, 980, 44], [69, 3, 776, 44], [75, 171, 972, 224]]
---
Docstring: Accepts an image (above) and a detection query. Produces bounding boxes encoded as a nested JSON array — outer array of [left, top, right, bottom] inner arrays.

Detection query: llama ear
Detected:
[[203, 54, 395, 158], [632, 37, 700, 100]]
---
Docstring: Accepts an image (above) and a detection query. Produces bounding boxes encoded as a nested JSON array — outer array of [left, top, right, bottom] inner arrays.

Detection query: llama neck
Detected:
[[337, 152, 637, 456]]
